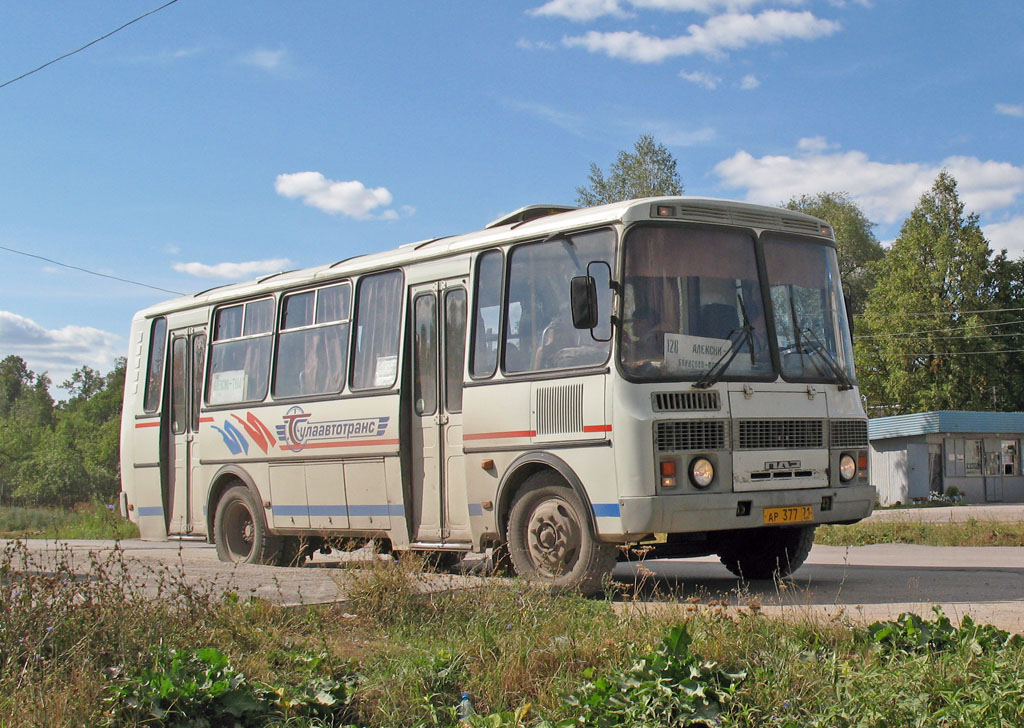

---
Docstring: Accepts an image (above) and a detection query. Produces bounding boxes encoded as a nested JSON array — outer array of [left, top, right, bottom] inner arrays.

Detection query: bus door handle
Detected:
[[434, 414, 449, 425]]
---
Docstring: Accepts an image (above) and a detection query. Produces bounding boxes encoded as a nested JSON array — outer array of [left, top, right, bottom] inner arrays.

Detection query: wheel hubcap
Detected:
[[526, 499, 581, 577], [224, 501, 255, 561]]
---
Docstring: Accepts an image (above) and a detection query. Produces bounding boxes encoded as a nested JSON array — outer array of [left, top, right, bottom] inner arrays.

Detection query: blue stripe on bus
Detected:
[[137, 506, 164, 517], [467, 503, 484, 517], [592, 503, 620, 518], [272, 504, 405, 518]]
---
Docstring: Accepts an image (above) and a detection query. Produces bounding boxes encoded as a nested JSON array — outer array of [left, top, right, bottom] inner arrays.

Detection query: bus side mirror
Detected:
[[570, 276, 599, 330]]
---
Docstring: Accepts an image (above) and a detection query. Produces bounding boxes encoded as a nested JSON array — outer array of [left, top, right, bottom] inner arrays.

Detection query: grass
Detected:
[[1, 542, 1022, 727], [0, 501, 139, 540], [819, 518, 1024, 547]]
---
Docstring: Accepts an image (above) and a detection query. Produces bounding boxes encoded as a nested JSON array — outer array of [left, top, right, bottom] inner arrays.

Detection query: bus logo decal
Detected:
[[231, 412, 275, 454], [275, 406, 390, 452], [212, 420, 249, 455]]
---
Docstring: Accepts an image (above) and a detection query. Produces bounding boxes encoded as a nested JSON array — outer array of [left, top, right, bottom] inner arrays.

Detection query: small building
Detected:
[[868, 411, 1024, 506]]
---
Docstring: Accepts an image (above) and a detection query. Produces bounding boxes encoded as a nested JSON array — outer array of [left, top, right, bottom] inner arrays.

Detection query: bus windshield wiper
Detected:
[[692, 294, 755, 389], [797, 324, 854, 391]]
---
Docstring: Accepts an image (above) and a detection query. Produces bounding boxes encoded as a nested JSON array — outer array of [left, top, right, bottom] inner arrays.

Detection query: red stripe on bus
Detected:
[[293, 438, 401, 450], [583, 424, 612, 433], [463, 430, 536, 441], [198, 417, 214, 424], [135, 421, 161, 428]]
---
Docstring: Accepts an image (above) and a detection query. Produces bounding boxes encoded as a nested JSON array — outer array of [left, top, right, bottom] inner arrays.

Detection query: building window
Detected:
[[944, 438, 1019, 478], [964, 439, 983, 476], [1002, 440, 1018, 476]]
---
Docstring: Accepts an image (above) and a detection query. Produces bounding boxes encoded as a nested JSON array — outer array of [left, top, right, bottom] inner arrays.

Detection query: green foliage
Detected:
[[576, 135, 683, 207], [869, 607, 1023, 655], [0, 355, 124, 507], [856, 171, 1001, 414], [784, 191, 883, 315], [559, 624, 744, 727], [0, 502, 139, 539], [104, 646, 354, 726]]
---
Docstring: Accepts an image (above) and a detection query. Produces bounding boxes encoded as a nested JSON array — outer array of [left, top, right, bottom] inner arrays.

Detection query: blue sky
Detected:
[[1, 0, 1023, 391]]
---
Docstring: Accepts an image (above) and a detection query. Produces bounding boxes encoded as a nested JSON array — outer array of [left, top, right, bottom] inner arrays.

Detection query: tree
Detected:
[[0, 355, 55, 503], [784, 192, 884, 315], [576, 135, 683, 207], [856, 171, 998, 414]]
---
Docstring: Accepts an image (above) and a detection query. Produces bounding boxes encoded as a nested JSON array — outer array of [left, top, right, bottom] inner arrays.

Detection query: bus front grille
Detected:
[[655, 420, 727, 452], [652, 390, 721, 412], [830, 419, 868, 448], [736, 419, 824, 450]]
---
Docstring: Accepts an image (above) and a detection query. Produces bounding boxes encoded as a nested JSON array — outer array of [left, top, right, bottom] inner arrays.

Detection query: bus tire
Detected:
[[506, 473, 617, 595], [716, 525, 816, 580], [213, 484, 283, 565]]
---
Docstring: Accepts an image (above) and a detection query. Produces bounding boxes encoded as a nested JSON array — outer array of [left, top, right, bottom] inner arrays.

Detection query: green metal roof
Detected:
[[868, 411, 1024, 440]]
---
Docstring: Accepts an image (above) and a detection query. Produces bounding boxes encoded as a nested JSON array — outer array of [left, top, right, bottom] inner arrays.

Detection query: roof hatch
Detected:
[[485, 204, 577, 229]]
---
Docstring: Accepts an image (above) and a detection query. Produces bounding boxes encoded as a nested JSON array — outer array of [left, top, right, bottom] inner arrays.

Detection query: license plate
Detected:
[[763, 505, 814, 525]]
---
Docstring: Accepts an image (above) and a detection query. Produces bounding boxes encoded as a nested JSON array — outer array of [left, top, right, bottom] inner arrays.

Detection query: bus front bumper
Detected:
[[615, 484, 875, 537]]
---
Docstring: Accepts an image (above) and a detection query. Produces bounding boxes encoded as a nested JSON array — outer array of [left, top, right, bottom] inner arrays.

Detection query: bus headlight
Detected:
[[689, 457, 714, 489], [839, 454, 857, 482]]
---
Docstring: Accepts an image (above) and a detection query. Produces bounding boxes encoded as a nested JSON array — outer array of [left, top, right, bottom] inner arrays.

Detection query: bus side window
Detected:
[[143, 317, 168, 413], [207, 299, 274, 405], [351, 270, 404, 391], [470, 251, 502, 378], [273, 283, 351, 398]]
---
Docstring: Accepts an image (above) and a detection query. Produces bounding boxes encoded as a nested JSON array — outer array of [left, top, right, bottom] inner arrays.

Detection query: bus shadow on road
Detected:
[[610, 558, 1024, 607]]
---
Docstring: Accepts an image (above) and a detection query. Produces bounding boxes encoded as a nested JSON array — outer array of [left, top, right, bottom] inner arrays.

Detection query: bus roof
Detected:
[[134, 196, 831, 319]]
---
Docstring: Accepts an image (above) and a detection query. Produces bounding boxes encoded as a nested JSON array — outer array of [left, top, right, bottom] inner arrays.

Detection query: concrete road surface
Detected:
[[5, 536, 1023, 633]]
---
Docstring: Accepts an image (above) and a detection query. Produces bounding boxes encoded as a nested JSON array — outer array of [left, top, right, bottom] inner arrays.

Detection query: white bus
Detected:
[[120, 196, 874, 592]]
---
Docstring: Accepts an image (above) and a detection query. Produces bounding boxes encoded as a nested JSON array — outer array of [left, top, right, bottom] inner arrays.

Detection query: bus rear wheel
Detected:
[[506, 474, 617, 595], [716, 525, 816, 580], [214, 484, 282, 565]]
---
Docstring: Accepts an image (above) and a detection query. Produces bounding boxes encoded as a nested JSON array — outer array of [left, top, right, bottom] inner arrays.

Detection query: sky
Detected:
[[1, 0, 1023, 393]]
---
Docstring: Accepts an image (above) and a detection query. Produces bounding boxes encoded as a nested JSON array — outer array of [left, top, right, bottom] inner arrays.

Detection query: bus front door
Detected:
[[165, 328, 206, 535], [409, 280, 470, 545]]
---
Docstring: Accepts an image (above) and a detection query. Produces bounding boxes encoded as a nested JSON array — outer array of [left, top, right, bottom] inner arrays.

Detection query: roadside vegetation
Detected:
[[2, 541, 1021, 727], [0, 501, 139, 539], [819, 519, 1024, 547]]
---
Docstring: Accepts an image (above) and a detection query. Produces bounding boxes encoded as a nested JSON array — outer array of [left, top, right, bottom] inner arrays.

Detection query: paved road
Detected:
[[5, 535, 1023, 633]]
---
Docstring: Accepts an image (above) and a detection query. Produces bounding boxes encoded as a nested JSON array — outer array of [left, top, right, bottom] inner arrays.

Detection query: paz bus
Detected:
[[120, 196, 874, 593]]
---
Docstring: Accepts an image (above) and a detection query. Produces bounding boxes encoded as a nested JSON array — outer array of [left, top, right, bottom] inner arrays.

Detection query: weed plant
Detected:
[[818, 518, 1024, 547], [1, 539, 1022, 727]]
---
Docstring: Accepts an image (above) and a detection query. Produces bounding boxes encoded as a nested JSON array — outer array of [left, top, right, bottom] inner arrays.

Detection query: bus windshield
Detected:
[[761, 233, 856, 385], [620, 226, 773, 381]]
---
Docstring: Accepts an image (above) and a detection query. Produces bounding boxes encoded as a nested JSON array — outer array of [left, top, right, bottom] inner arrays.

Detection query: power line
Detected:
[[859, 306, 1024, 318], [0, 245, 184, 296], [854, 318, 1024, 339], [0, 0, 181, 91]]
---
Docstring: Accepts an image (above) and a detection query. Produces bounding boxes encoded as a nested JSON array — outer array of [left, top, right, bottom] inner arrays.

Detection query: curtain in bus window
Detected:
[[504, 229, 614, 373], [351, 271, 403, 390]]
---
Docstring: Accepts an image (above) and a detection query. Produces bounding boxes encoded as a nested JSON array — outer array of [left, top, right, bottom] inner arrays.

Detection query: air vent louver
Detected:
[[536, 383, 584, 435], [652, 391, 721, 412]]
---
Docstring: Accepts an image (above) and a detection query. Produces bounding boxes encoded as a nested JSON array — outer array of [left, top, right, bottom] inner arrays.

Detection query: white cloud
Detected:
[[172, 258, 292, 280], [739, 73, 760, 89], [562, 10, 840, 62], [239, 47, 288, 71], [713, 139, 1024, 224], [984, 216, 1024, 258], [529, 0, 804, 21], [995, 102, 1024, 118], [0, 311, 122, 388], [679, 70, 721, 89], [516, 38, 559, 51], [796, 135, 837, 152], [275, 172, 401, 219], [529, 0, 630, 21]]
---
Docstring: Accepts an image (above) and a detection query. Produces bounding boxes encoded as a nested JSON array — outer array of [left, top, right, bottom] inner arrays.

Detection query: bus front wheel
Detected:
[[214, 484, 282, 565], [716, 525, 816, 580], [506, 474, 617, 595]]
